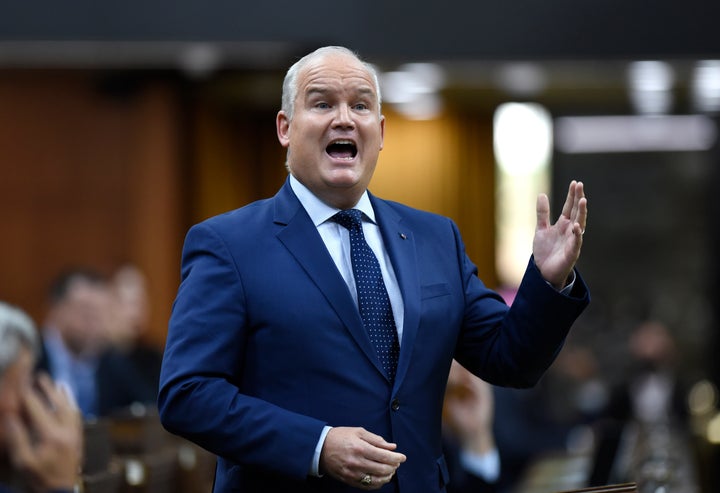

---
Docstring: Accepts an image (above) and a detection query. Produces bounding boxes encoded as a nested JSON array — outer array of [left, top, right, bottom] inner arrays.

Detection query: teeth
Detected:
[[332, 140, 354, 145]]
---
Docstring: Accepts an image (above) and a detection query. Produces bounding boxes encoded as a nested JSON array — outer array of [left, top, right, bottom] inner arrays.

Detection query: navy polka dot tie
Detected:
[[333, 209, 400, 382]]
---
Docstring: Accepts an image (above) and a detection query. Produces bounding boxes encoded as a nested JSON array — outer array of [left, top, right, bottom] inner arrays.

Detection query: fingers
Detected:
[[561, 180, 577, 219], [21, 378, 58, 439], [321, 427, 406, 489], [357, 429, 406, 474], [358, 428, 403, 455], [36, 374, 80, 426], [536, 193, 550, 231], [357, 472, 396, 490], [567, 180, 587, 225], [3, 414, 35, 470], [15, 374, 83, 460], [575, 184, 588, 233], [546, 180, 588, 235]]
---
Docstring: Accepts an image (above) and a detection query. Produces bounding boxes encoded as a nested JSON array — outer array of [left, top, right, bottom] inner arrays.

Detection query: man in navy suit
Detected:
[[158, 45, 590, 492]]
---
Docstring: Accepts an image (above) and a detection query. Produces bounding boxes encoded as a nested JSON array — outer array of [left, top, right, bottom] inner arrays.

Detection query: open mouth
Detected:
[[326, 140, 357, 160]]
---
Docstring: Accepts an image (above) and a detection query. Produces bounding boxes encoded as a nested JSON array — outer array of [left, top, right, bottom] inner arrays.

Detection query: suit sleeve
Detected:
[[157, 222, 326, 479], [452, 218, 590, 388]]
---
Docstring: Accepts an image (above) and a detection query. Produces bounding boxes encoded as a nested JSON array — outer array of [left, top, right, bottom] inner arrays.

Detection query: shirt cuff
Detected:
[[545, 269, 576, 295], [560, 270, 576, 295], [459, 447, 500, 483], [310, 426, 333, 477]]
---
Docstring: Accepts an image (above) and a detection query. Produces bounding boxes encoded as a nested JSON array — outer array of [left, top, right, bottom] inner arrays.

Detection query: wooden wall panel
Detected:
[[190, 104, 287, 223], [0, 71, 183, 349], [373, 108, 498, 287]]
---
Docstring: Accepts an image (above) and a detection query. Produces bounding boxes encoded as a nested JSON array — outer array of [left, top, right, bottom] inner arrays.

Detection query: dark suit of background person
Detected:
[[158, 46, 590, 493]]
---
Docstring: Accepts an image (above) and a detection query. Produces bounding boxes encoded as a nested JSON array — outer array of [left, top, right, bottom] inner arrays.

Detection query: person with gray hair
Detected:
[[0, 303, 39, 376], [159, 45, 589, 492], [0, 301, 82, 493]]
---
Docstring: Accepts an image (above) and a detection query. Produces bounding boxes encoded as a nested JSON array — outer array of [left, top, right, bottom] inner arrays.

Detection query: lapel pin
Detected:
[[399, 233, 407, 240]]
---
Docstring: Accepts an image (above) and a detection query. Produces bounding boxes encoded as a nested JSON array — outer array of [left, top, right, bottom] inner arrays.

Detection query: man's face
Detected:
[[276, 52, 385, 209], [54, 280, 112, 356], [0, 347, 33, 449]]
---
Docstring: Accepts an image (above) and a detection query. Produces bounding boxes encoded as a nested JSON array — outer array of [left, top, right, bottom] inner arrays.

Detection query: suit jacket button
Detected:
[[391, 398, 400, 411]]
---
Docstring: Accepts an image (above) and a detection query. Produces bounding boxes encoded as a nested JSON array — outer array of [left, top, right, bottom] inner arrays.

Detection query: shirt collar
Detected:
[[289, 174, 376, 226]]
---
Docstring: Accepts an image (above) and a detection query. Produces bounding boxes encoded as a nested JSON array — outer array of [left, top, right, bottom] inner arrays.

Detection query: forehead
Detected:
[[297, 53, 377, 97]]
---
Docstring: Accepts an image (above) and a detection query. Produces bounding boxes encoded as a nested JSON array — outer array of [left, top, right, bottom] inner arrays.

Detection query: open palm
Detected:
[[533, 181, 587, 289]]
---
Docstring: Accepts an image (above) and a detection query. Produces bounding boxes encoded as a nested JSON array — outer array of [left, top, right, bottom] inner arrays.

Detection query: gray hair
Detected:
[[280, 46, 382, 120], [0, 302, 39, 375]]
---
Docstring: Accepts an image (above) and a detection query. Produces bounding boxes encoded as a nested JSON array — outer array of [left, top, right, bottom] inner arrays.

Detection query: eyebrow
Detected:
[[304, 84, 377, 100]]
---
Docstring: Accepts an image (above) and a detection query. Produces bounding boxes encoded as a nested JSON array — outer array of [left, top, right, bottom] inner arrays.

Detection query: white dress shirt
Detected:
[[289, 175, 406, 477], [289, 175, 405, 341]]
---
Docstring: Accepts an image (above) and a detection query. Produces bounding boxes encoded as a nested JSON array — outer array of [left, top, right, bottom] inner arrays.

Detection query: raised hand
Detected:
[[533, 180, 587, 289], [320, 426, 406, 490]]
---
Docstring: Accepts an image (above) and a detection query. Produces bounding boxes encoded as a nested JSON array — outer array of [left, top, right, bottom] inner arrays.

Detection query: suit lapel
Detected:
[[273, 181, 387, 379], [371, 196, 421, 389]]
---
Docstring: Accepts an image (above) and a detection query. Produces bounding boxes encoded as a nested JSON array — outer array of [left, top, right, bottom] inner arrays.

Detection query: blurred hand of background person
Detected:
[[443, 360, 500, 493], [0, 301, 83, 493], [4, 374, 82, 493], [444, 360, 496, 456]]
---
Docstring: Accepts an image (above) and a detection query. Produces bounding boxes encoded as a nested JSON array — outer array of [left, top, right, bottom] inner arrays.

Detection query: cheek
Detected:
[[0, 387, 20, 416]]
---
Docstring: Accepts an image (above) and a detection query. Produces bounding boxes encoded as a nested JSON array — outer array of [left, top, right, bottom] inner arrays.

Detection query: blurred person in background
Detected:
[[583, 320, 692, 487], [491, 342, 605, 492], [38, 265, 163, 419], [0, 301, 83, 493], [36, 268, 112, 419], [604, 319, 688, 425], [442, 360, 499, 493], [96, 263, 163, 416]]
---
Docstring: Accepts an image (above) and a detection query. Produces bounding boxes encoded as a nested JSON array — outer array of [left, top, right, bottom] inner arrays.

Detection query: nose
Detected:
[[332, 103, 355, 129]]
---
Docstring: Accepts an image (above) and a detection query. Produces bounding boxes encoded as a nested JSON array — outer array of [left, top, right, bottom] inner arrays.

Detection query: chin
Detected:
[[324, 169, 362, 185]]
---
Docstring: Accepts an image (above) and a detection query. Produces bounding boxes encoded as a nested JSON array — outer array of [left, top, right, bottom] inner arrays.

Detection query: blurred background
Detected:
[[1, 1, 720, 491]]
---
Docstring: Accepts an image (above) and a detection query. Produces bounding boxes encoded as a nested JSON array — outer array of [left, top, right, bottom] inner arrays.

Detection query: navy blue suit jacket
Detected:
[[158, 178, 589, 492]]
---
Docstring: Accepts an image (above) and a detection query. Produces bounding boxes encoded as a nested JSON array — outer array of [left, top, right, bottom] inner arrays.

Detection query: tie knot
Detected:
[[332, 209, 363, 231]]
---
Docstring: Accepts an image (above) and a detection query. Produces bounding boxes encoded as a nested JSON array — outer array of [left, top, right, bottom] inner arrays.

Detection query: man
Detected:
[[0, 301, 82, 493], [37, 268, 112, 418], [96, 264, 163, 416], [158, 45, 589, 492], [38, 267, 157, 419]]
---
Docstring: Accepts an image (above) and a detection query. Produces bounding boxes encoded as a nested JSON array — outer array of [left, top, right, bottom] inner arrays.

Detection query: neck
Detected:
[[321, 191, 364, 210]]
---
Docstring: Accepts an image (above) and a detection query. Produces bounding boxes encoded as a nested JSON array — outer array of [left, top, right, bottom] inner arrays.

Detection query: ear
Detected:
[[379, 114, 386, 151], [276, 111, 291, 148]]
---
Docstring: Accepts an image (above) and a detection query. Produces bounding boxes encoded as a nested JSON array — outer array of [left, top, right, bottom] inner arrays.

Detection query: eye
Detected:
[[353, 103, 369, 111], [315, 102, 331, 109]]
